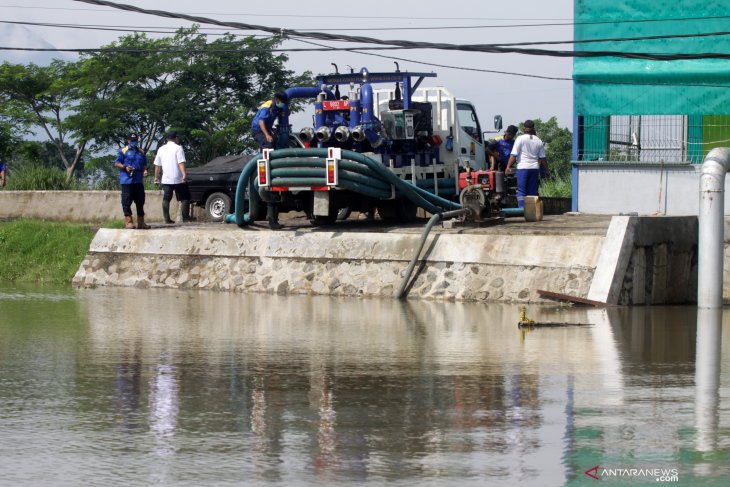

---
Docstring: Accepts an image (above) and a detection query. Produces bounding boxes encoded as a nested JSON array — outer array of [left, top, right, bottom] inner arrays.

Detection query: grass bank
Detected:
[[0, 219, 98, 284]]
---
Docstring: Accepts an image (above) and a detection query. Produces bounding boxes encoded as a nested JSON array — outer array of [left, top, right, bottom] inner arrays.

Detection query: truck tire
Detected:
[[205, 192, 232, 222]]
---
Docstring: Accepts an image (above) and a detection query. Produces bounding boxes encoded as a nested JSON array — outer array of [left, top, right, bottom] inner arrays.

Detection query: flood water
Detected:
[[0, 285, 728, 486]]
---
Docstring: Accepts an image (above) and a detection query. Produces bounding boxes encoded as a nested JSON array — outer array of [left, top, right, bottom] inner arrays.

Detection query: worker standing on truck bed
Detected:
[[251, 91, 288, 230], [488, 124, 518, 172], [505, 120, 549, 208]]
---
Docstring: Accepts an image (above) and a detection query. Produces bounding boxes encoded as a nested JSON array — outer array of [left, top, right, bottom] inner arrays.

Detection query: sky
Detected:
[[0, 0, 576, 129]]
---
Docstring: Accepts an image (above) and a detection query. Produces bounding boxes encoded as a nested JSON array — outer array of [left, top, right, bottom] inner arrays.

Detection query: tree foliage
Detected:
[[0, 28, 313, 181], [72, 29, 312, 165], [0, 60, 86, 180]]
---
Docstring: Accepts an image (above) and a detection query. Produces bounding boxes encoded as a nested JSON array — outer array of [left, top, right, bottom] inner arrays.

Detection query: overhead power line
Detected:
[[6, 19, 730, 47], [70, 0, 730, 61], [4, 4, 730, 26]]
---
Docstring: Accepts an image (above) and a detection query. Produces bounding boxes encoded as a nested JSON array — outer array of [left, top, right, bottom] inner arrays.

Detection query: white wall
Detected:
[[574, 163, 730, 216]]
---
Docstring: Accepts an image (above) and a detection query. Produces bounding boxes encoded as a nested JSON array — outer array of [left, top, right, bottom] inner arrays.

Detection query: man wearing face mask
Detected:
[[251, 91, 288, 229], [115, 133, 150, 229]]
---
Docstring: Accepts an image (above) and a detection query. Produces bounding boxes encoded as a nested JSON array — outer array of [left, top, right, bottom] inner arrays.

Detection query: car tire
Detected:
[[205, 192, 232, 222]]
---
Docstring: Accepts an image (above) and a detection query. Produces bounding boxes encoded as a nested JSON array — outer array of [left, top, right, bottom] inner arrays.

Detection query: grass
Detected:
[[0, 219, 98, 284], [539, 174, 572, 198], [6, 166, 81, 191]]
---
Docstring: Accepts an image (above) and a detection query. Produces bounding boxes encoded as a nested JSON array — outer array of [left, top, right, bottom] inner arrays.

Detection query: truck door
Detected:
[[456, 102, 487, 170]]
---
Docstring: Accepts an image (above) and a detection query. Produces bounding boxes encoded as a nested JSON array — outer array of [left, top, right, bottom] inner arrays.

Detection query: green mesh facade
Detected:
[[574, 1, 730, 163]]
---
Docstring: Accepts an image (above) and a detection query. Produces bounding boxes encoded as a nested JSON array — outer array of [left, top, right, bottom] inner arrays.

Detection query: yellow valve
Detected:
[[519, 306, 534, 326]]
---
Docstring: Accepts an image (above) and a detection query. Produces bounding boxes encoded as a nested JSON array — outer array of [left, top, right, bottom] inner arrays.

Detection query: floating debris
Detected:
[[517, 306, 593, 329]]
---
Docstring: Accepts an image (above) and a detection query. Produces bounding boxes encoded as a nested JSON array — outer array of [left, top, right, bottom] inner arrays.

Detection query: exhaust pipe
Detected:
[[299, 127, 315, 143], [315, 126, 332, 143], [334, 126, 351, 143]]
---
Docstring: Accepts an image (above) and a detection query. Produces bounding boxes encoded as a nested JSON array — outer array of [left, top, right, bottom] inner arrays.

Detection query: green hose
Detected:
[[395, 208, 469, 299], [227, 148, 463, 227], [224, 153, 261, 226], [270, 148, 461, 213]]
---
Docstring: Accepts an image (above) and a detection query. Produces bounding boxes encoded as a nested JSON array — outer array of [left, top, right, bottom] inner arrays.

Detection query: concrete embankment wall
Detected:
[[0, 190, 183, 222], [0, 191, 709, 303], [73, 216, 700, 304], [72, 227, 603, 302]]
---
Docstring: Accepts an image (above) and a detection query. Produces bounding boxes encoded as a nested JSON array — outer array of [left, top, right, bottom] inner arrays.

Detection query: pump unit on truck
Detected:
[[231, 67, 514, 227]]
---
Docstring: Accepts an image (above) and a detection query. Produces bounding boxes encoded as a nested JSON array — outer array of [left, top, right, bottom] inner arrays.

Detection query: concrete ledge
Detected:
[[0, 190, 181, 222]]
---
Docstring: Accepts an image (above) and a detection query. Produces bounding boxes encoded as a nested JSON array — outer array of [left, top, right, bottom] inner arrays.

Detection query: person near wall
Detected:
[[0, 158, 7, 189], [505, 120, 550, 208], [153, 131, 191, 224], [115, 133, 150, 229]]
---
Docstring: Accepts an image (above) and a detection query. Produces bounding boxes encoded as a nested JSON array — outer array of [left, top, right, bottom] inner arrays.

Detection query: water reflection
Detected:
[[0, 286, 728, 486], [695, 308, 723, 476]]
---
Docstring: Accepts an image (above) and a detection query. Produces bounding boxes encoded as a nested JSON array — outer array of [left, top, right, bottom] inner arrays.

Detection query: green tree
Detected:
[[72, 29, 312, 165], [0, 60, 86, 181]]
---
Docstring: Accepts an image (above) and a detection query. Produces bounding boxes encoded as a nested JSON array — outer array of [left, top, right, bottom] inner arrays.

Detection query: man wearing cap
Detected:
[[251, 91, 288, 229], [487, 125, 518, 172], [505, 120, 549, 208], [251, 91, 288, 150], [114, 133, 150, 229], [153, 131, 191, 224]]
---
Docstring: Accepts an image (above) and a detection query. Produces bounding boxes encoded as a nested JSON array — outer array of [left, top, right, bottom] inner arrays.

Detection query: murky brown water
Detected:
[[0, 285, 728, 486]]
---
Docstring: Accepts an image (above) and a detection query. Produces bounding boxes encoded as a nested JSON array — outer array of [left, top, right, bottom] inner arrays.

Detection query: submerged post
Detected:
[[698, 147, 730, 308]]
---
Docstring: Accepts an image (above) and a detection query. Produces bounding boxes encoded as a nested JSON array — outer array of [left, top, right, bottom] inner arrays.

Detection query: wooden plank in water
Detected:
[[537, 289, 617, 307]]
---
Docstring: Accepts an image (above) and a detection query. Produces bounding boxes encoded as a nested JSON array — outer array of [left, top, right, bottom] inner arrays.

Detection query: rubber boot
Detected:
[[267, 204, 282, 230], [162, 200, 175, 224], [181, 200, 193, 222], [137, 215, 150, 229], [124, 215, 135, 229]]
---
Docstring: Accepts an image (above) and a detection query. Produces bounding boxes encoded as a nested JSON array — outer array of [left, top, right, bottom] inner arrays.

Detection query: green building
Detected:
[[572, 1, 730, 214]]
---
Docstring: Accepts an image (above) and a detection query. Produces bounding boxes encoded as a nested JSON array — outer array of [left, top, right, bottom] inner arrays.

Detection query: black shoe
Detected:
[[165, 219, 175, 224], [268, 220, 283, 230]]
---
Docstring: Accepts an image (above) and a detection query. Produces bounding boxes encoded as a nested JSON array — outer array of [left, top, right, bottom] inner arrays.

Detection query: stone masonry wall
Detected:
[[73, 227, 604, 303]]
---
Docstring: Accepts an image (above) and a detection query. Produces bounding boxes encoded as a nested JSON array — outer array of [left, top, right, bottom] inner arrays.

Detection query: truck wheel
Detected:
[[205, 192, 232, 222]]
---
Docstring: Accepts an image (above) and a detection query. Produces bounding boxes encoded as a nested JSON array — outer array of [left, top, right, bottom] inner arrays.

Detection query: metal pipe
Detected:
[[334, 126, 351, 143], [698, 147, 730, 308]]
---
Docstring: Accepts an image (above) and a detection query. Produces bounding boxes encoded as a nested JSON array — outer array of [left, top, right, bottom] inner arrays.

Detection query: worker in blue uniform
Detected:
[[488, 125, 518, 172], [0, 158, 6, 189], [251, 91, 288, 229], [115, 133, 150, 229], [251, 91, 288, 149]]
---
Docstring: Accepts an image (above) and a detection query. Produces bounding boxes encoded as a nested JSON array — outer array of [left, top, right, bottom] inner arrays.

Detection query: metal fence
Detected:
[[577, 114, 730, 164]]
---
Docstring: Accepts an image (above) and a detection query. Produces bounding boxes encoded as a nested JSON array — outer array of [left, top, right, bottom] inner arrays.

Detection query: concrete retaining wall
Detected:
[[0, 190, 184, 222], [72, 216, 700, 304], [72, 228, 603, 303], [0, 191, 708, 303]]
